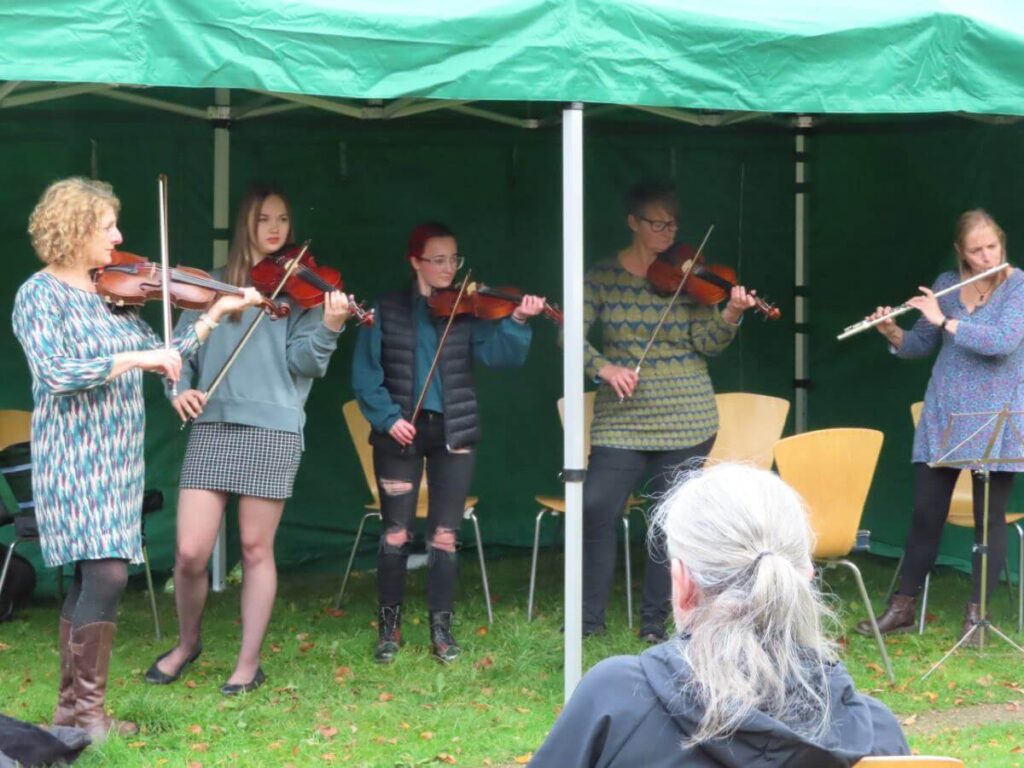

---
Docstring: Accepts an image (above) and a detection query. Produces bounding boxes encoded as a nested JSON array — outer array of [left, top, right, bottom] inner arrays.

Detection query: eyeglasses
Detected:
[[639, 216, 679, 233], [418, 255, 465, 270]]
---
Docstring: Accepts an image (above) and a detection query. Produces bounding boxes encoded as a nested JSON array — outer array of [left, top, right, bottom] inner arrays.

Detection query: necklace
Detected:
[[974, 279, 992, 304]]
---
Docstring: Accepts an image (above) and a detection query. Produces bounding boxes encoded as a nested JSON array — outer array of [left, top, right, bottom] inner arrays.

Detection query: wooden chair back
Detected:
[[774, 428, 884, 559], [708, 393, 790, 469]]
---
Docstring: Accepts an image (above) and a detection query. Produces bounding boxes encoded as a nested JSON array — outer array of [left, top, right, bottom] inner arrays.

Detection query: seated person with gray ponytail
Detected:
[[531, 463, 909, 767]]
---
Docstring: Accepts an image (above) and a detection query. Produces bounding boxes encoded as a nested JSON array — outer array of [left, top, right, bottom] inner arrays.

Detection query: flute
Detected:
[[837, 263, 1010, 341]]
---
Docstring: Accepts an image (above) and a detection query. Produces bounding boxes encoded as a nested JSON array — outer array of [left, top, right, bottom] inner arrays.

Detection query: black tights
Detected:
[[897, 463, 1014, 603], [60, 558, 128, 628]]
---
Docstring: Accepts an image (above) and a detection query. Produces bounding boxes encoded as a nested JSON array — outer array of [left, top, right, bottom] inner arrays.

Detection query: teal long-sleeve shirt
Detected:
[[352, 293, 532, 433]]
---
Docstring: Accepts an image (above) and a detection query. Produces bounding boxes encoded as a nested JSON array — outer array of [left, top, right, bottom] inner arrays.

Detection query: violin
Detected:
[[647, 244, 781, 320], [426, 282, 562, 325], [95, 250, 288, 318], [250, 245, 374, 326]]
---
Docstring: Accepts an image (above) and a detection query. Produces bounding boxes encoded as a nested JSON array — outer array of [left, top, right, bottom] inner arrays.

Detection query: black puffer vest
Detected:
[[372, 285, 480, 449]]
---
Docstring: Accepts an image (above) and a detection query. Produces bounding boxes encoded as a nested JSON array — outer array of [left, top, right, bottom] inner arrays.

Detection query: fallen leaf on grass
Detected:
[[192, 743, 209, 753], [864, 662, 884, 676], [901, 715, 917, 727], [437, 754, 457, 764], [514, 753, 533, 764], [320, 754, 336, 762], [0, 643, 10, 652], [474, 656, 494, 670], [978, 674, 995, 687], [515, 707, 530, 714], [333, 666, 353, 682], [299, 641, 316, 653], [128, 742, 148, 748], [924, 692, 938, 703], [269, 742, 283, 750], [186, 680, 197, 689], [421, 731, 434, 740], [476, 626, 488, 636], [270, 643, 283, 653], [189, 724, 203, 735], [318, 726, 338, 740], [379, 692, 394, 702], [324, 608, 345, 618]]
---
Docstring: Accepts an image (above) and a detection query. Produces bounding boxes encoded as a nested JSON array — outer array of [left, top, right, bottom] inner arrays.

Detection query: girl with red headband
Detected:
[[352, 222, 544, 663]]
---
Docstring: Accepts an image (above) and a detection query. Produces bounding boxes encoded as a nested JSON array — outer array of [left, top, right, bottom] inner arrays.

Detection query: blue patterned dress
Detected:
[[11, 272, 200, 566], [898, 269, 1024, 472]]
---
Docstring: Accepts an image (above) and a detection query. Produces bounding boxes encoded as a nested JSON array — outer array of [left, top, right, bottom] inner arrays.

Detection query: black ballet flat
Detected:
[[219, 666, 265, 696], [144, 643, 203, 685]]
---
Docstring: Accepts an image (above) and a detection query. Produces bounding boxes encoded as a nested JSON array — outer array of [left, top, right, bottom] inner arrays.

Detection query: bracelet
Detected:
[[196, 313, 219, 332], [940, 316, 950, 331], [511, 311, 527, 324]]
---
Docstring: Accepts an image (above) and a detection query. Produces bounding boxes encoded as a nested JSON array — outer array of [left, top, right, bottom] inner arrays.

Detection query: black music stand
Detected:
[[922, 404, 1024, 680]]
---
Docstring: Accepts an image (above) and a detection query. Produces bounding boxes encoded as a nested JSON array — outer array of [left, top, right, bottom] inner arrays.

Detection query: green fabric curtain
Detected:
[[2, 1, 1024, 113]]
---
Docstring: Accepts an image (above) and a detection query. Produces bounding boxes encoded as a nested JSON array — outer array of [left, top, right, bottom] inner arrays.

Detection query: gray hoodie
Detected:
[[531, 639, 909, 767]]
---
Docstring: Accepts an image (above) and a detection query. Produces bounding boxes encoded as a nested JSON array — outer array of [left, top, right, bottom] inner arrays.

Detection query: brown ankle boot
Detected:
[[961, 602, 987, 648], [53, 618, 75, 727], [70, 622, 138, 742], [854, 594, 916, 636]]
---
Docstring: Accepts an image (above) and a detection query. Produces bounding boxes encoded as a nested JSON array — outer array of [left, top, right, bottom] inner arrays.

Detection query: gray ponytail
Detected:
[[650, 463, 838, 745]]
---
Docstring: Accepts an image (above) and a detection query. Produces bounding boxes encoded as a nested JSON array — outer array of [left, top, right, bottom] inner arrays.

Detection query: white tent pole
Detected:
[[209, 87, 232, 592], [794, 115, 812, 433], [562, 102, 585, 701]]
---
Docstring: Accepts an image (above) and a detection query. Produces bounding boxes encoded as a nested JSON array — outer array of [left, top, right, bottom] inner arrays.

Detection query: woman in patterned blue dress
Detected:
[[855, 210, 1024, 645], [11, 177, 260, 741]]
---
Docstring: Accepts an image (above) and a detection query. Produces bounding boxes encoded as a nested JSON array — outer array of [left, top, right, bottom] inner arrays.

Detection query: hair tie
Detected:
[[752, 551, 772, 567]]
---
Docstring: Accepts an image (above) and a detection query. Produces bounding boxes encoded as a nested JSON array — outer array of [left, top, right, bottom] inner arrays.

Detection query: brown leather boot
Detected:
[[960, 602, 987, 648], [70, 621, 138, 742], [53, 618, 75, 727], [854, 594, 916, 636]]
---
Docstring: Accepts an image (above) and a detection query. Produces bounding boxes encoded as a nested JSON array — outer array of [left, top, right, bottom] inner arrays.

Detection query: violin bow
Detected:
[[158, 174, 176, 396], [179, 241, 310, 429], [409, 269, 473, 426], [622, 224, 714, 403]]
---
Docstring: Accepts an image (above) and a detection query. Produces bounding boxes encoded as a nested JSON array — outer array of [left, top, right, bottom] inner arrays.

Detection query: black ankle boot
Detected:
[[429, 611, 461, 663], [374, 604, 402, 664]]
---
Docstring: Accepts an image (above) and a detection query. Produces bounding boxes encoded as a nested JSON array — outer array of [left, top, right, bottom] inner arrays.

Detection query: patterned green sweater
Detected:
[[584, 257, 739, 451]]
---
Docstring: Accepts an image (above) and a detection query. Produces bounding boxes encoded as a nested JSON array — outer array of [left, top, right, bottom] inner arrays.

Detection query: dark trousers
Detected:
[[581, 437, 715, 631], [373, 412, 475, 612], [898, 463, 1015, 603]]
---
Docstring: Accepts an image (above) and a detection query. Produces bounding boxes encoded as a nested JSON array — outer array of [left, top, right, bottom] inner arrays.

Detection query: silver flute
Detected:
[[837, 263, 1010, 341]]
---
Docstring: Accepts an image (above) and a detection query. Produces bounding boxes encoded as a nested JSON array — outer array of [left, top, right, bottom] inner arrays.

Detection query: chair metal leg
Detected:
[[142, 544, 161, 640], [836, 558, 896, 683], [919, 571, 929, 635], [527, 508, 552, 621], [1016, 522, 1024, 633], [621, 514, 633, 629], [466, 509, 493, 626], [0, 540, 17, 600], [335, 512, 381, 609], [884, 553, 905, 604]]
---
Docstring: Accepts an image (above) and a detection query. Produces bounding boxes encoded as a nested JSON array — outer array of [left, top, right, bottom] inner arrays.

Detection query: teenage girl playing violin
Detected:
[[146, 184, 350, 695], [352, 222, 544, 664], [12, 178, 262, 741], [581, 180, 757, 643]]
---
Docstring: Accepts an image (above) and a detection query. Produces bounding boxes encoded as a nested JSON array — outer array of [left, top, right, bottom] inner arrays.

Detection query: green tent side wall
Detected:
[[3, 100, 1024, 586]]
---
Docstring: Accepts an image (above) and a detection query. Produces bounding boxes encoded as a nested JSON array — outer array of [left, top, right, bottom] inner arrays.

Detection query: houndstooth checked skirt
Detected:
[[180, 422, 302, 500]]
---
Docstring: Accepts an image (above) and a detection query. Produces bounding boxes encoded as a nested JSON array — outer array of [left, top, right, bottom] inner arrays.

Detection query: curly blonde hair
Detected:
[[27, 178, 120, 266]]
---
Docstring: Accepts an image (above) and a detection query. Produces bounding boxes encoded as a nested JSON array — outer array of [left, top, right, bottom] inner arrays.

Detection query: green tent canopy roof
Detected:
[[1, 1, 1024, 114]]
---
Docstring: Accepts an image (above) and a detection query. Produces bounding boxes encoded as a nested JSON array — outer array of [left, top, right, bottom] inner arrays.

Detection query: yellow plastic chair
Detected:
[[0, 409, 31, 452], [774, 427, 895, 682], [856, 758, 963, 767], [333, 400, 492, 624], [527, 392, 643, 626], [886, 403, 1024, 633], [707, 393, 790, 469], [0, 409, 164, 637]]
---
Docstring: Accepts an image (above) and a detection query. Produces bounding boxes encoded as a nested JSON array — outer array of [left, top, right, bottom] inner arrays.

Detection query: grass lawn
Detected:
[[3, 549, 1024, 766]]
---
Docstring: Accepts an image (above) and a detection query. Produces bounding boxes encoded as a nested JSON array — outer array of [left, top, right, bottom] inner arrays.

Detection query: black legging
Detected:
[[60, 558, 128, 628], [897, 463, 1015, 603]]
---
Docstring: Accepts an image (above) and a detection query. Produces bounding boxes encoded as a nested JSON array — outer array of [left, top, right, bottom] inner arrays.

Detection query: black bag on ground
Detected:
[[0, 712, 90, 766]]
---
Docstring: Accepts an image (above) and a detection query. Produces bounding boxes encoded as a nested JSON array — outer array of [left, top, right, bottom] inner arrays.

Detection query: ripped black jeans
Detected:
[[373, 411, 475, 612]]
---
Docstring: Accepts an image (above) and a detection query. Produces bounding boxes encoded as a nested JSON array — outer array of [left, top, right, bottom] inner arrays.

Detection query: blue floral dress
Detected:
[[898, 269, 1024, 472], [11, 272, 200, 566]]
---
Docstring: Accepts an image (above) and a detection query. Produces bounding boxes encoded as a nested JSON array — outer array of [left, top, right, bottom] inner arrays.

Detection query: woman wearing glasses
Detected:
[[580, 180, 756, 642], [352, 221, 544, 663]]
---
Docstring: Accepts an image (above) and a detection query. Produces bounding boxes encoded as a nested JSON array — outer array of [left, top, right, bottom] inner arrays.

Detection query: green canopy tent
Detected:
[[3, 0, 1024, 697]]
